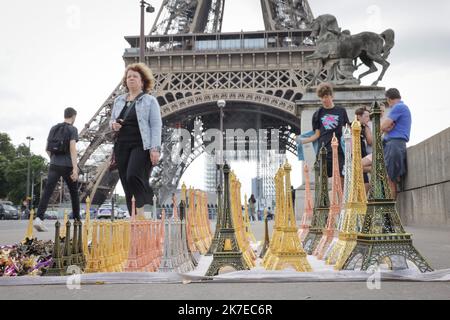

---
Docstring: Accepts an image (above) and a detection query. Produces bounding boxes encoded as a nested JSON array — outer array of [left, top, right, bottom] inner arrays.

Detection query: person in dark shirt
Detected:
[[111, 63, 162, 219], [355, 107, 373, 193], [300, 83, 350, 186], [35, 107, 80, 232]]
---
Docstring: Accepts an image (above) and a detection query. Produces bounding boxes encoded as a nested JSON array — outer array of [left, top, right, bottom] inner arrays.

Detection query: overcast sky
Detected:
[[1, 0, 449, 198]]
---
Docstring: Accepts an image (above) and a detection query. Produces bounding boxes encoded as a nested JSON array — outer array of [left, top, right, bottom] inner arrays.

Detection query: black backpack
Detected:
[[46, 123, 71, 155]]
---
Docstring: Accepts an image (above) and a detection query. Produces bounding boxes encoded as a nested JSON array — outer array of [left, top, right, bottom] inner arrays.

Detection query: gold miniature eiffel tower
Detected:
[[327, 119, 367, 270], [263, 162, 312, 272], [325, 125, 352, 264], [230, 172, 256, 268], [343, 102, 433, 273], [297, 164, 313, 242], [261, 169, 283, 268], [60, 210, 68, 239], [303, 145, 330, 255], [314, 134, 343, 259], [190, 188, 208, 254], [206, 163, 249, 276], [23, 209, 35, 243]]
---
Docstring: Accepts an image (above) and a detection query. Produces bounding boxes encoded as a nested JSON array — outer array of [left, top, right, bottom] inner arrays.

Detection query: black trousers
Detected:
[[115, 142, 153, 214], [37, 165, 80, 220]]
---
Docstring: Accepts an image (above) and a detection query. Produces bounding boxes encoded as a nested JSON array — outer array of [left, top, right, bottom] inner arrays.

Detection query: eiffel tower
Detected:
[[314, 134, 343, 259], [303, 144, 330, 255], [67, 0, 388, 206], [206, 163, 248, 276], [342, 102, 433, 273], [328, 119, 368, 270]]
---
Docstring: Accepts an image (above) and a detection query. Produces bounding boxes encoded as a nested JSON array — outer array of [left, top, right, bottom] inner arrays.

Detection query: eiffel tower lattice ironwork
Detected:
[[303, 144, 330, 255], [66, 0, 353, 207], [342, 101, 433, 273]]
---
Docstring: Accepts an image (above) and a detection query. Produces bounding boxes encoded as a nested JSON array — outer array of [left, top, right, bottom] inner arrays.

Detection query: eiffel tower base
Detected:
[[323, 237, 338, 261], [314, 232, 336, 260], [342, 235, 434, 273], [205, 252, 248, 277], [205, 228, 249, 276], [265, 253, 312, 272], [158, 259, 176, 273], [303, 229, 323, 255], [45, 258, 66, 276], [325, 235, 357, 270]]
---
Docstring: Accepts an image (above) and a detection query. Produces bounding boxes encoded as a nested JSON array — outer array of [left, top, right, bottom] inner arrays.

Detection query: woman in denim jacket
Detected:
[[110, 63, 162, 218]]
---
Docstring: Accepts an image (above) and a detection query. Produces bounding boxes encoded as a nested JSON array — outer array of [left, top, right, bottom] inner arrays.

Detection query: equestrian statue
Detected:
[[306, 14, 395, 86]]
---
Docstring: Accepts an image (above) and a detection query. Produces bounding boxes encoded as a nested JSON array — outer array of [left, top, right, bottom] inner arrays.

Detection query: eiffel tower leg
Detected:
[[342, 244, 368, 271], [303, 231, 322, 255], [403, 245, 434, 273], [344, 242, 434, 273], [206, 255, 248, 277], [334, 240, 357, 270]]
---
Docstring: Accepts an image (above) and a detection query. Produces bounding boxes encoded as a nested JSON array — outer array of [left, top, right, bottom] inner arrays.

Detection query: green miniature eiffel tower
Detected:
[[46, 221, 65, 276], [343, 101, 433, 273], [303, 145, 330, 255], [61, 220, 73, 270], [206, 163, 249, 276]]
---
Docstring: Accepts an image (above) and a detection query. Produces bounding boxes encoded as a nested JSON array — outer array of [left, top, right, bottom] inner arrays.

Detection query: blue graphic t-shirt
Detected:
[[312, 106, 350, 156], [384, 101, 411, 142]]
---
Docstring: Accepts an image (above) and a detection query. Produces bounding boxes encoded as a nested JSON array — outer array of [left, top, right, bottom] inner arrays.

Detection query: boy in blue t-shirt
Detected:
[[381, 88, 412, 199]]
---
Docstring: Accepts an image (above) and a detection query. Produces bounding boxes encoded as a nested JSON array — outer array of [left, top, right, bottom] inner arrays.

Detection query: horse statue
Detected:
[[306, 14, 395, 86]]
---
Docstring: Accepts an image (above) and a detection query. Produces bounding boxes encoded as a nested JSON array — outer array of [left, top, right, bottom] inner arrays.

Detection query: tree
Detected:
[[0, 132, 48, 205], [0, 133, 16, 160], [0, 133, 16, 198]]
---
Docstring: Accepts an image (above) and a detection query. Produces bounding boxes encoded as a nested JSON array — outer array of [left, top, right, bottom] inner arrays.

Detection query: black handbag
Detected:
[[109, 93, 145, 171]]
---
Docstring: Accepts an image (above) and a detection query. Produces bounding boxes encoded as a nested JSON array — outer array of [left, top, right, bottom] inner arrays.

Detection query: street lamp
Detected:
[[26, 136, 34, 209], [140, 0, 155, 63], [217, 100, 226, 187]]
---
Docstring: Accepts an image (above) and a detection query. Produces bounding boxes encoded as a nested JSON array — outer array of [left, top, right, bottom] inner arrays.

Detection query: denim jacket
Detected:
[[110, 93, 162, 151]]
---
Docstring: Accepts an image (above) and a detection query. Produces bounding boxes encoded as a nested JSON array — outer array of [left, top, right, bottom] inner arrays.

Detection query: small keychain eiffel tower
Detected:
[[343, 101, 433, 273]]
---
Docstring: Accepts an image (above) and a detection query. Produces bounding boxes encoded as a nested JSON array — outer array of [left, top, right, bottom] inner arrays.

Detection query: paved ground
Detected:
[[0, 220, 449, 300]]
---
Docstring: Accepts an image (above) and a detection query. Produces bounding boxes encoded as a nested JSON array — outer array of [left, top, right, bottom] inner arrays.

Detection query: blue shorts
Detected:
[[383, 139, 407, 181]]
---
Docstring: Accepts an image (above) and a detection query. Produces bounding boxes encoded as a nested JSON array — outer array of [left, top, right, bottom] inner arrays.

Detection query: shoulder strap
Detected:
[[122, 92, 145, 121]]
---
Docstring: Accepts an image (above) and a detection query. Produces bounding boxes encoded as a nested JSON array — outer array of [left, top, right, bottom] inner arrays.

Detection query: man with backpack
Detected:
[[34, 108, 81, 232]]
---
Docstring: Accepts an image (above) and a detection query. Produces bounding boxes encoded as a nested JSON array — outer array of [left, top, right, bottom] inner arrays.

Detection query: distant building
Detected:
[[204, 153, 218, 193], [254, 150, 286, 210]]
